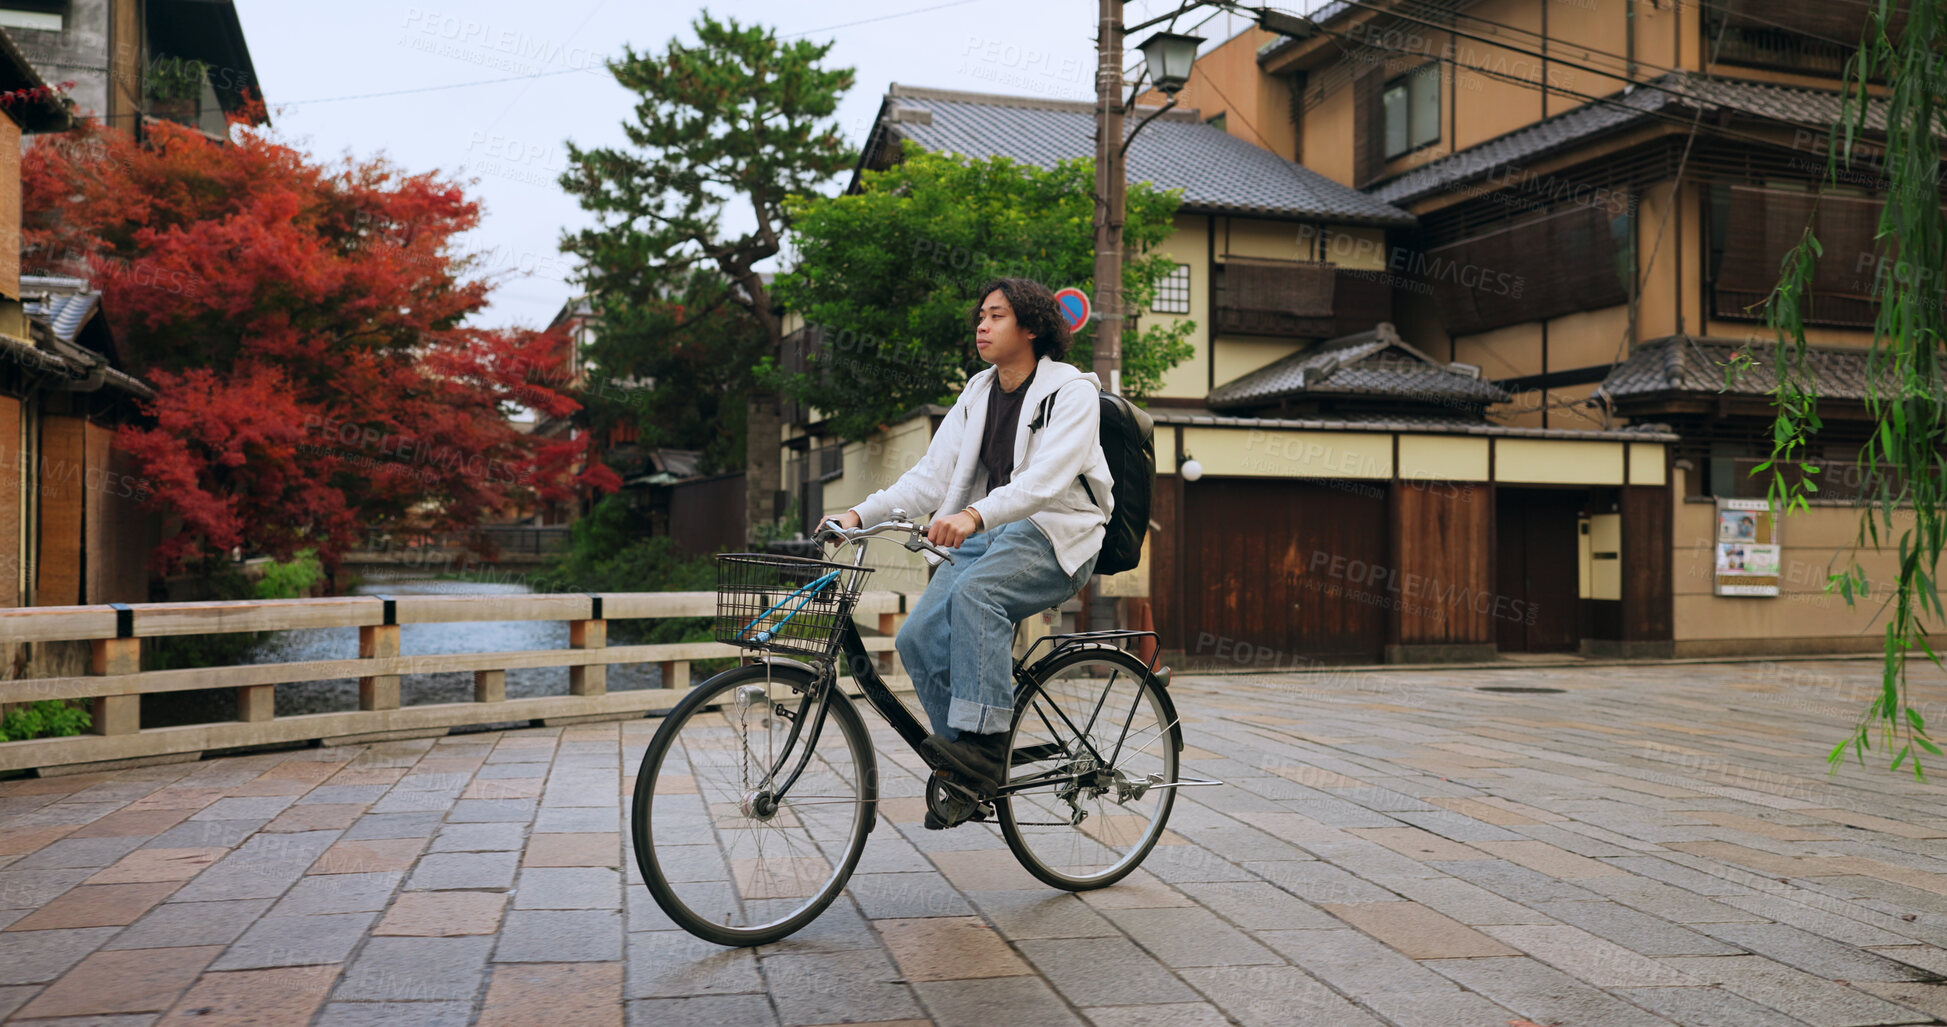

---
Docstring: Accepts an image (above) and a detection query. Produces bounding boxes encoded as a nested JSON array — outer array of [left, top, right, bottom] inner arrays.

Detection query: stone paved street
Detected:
[[3, 659, 1947, 1025]]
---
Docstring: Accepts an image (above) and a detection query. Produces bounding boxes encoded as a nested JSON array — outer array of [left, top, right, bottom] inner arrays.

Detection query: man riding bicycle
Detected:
[[827, 277, 1112, 799]]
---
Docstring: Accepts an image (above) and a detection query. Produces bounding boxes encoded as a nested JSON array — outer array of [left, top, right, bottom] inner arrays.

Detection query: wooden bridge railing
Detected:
[[0, 591, 910, 775]]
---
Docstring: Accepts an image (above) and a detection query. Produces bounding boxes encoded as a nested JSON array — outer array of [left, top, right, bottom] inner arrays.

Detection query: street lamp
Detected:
[[1092, 4, 1315, 396], [1136, 32, 1204, 97]]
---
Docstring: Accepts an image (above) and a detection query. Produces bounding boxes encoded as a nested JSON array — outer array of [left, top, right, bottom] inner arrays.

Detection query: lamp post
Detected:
[[1090, 4, 1312, 395]]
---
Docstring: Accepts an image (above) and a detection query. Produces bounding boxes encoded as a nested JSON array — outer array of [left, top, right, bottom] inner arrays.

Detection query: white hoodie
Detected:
[[850, 355, 1113, 577]]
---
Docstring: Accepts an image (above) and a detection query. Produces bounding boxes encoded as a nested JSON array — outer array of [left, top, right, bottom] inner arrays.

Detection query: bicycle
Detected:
[[627, 511, 1217, 947]]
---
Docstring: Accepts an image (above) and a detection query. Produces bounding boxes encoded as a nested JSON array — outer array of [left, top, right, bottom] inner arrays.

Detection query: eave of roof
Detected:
[[1150, 408, 1677, 442], [0, 25, 73, 133]]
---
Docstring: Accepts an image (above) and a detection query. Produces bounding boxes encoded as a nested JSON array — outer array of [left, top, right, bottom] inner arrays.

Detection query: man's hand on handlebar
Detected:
[[925, 509, 979, 549]]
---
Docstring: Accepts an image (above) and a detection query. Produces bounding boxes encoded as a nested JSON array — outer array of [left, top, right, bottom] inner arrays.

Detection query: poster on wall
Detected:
[[1714, 498, 1780, 597]]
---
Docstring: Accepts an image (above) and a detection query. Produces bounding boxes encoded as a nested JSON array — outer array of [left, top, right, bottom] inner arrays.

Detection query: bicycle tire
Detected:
[[629, 662, 876, 947], [998, 646, 1180, 891]]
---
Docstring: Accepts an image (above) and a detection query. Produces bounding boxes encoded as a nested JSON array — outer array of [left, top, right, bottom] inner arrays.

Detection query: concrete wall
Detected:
[[1670, 492, 1907, 656], [12, 0, 116, 127]]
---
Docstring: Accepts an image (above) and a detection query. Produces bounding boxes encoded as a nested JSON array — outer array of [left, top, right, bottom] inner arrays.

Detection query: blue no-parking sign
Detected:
[[1053, 288, 1090, 332]]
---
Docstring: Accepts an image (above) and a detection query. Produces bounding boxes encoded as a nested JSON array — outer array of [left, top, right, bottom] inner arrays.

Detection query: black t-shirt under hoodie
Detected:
[[980, 368, 1036, 493]]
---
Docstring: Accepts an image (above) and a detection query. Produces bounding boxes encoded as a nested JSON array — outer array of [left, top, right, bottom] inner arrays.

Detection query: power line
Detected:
[[270, 0, 982, 111]]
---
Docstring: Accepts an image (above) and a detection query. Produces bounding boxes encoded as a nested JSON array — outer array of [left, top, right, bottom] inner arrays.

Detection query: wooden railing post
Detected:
[[359, 595, 400, 711], [878, 612, 898, 675], [658, 659, 689, 692], [475, 669, 505, 703], [89, 629, 140, 736], [237, 683, 276, 722], [569, 595, 605, 697]]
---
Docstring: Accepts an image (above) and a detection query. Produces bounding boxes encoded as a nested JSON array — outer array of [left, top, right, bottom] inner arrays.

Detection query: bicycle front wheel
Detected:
[[999, 646, 1180, 890], [629, 662, 875, 947]]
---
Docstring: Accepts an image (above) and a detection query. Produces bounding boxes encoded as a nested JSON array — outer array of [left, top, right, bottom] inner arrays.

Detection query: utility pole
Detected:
[[1093, 0, 1125, 396]]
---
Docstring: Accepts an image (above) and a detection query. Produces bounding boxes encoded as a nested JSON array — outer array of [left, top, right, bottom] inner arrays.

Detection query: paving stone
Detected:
[[146, 820, 263, 850], [1080, 1002, 1235, 1027], [1429, 857, 1606, 904], [914, 976, 1086, 1027], [107, 899, 274, 950], [1174, 881, 1342, 932], [270, 871, 403, 916], [430, 822, 527, 852], [1853, 982, 1947, 1019], [68, 809, 195, 839], [512, 866, 620, 909], [86, 847, 225, 886], [338, 812, 445, 840], [480, 962, 623, 1027], [1426, 954, 1679, 1026], [0, 926, 123, 984], [209, 912, 377, 970], [169, 831, 340, 902], [374, 890, 507, 936], [1318, 900, 1521, 959], [1101, 906, 1283, 967], [153, 965, 340, 1027], [1613, 984, 1828, 1026], [332, 936, 495, 1001], [447, 798, 538, 823], [1528, 899, 1746, 956], [760, 949, 923, 1026], [9, 881, 181, 931], [625, 930, 763, 997], [495, 909, 624, 962], [406, 851, 520, 891], [309, 838, 425, 875], [1479, 924, 1705, 986], [533, 806, 620, 833], [1015, 936, 1199, 1006], [1580, 875, 1771, 924], [15, 945, 220, 1018], [926, 847, 1049, 892], [846, 871, 975, 919], [875, 916, 1035, 981], [1239, 859, 1397, 904], [964, 889, 1120, 940], [0, 867, 101, 908], [10, 835, 149, 870], [625, 994, 779, 1027], [0, 985, 32, 1019], [1661, 954, 1936, 1026], [522, 832, 619, 868], [189, 797, 298, 822], [1700, 921, 1943, 983], [1255, 927, 1465, 997], [1174, 966, 1389, 1027], [296, 786, 391, 805]]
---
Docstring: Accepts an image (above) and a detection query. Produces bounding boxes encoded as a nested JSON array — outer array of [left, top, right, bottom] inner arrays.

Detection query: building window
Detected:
[[1382, 66, 1440, 160], [1153, 264, 1191, 314]]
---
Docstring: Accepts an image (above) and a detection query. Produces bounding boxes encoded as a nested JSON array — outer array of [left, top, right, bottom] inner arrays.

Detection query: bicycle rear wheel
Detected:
[[998, 646, 1179, 890], [630, 662, 875, 947]]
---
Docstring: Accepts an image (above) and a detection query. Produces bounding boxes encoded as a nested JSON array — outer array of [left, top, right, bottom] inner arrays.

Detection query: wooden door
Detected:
[[1495, 488, 1583, 652], [1184, 479, 1388, 664]]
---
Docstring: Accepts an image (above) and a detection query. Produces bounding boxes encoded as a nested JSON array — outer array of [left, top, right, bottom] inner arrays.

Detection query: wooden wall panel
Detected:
[[1622, 485, 1673, 641], [38, 415, 84, 605], [1392, 482, 1493, 646], [0, 395, 18, 608], [1151, 471, 1181, 654], [1183, 478, 1387, 663]]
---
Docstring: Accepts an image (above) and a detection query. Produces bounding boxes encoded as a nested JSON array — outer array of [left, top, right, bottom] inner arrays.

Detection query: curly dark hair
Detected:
[[969, 277, 1071, 362]]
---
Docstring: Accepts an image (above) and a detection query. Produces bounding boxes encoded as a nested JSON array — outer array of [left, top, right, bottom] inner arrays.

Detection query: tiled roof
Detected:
[[1370, 72, 1890, 206], [1601, 334, 1888, 401], [872, 85, 1416, 226], [1207, 322, 1510, 411], [23, 280, 98, 346]]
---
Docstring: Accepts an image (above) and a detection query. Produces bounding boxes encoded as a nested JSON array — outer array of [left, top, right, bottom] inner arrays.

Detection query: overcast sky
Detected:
[[235, 1, 1287, 332]]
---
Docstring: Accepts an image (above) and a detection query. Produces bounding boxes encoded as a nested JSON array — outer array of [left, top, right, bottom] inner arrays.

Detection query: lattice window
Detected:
[[1152, 263, 1191, 314]]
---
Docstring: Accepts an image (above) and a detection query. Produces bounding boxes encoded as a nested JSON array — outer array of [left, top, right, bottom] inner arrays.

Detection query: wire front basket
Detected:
[[715, 553, 874, 659]]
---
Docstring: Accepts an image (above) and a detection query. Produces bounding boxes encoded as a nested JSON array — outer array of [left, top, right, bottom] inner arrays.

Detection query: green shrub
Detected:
[[255, 548, 324, 600], [0, 700, 92, 742]]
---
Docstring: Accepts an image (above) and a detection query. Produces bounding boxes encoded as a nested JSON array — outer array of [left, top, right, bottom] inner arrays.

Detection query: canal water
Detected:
[[144, 577, 667, 727]]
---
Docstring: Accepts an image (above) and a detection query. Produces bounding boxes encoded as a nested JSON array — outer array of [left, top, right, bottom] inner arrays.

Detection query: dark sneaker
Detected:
[[921, 731, 1010, 794]]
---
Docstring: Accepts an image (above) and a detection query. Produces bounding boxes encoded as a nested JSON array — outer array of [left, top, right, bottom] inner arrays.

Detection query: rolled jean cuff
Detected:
[[948, 697, 1013, 735]]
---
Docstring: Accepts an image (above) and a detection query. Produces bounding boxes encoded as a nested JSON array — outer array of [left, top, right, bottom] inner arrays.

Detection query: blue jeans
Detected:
[[895, 519, 1096, 740]]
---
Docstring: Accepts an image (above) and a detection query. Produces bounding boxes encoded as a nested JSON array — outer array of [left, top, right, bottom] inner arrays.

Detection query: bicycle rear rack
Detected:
[[1019, 629, 1162, 674]]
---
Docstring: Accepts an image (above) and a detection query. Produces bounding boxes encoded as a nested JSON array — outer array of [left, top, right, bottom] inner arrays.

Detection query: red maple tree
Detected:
[[21, 107, 619, 574]]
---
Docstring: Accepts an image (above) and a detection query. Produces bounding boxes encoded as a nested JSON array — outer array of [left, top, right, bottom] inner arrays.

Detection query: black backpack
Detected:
[[1075, 391, 1154, 577], [1027, 384, 1154, 576]]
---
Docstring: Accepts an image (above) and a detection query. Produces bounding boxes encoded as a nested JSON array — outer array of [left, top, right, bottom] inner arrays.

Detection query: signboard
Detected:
[[1714, 498, 1780, 597], [1053, 288, 1090, 332]]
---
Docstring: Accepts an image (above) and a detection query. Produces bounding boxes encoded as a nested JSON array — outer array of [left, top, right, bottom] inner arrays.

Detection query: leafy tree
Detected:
[[577, 269, 768, 475], [773, 145, 1195, 440], [20, 113, 619, 576], [559, 11, 855, 534], [1757, 0, 1945, 776]]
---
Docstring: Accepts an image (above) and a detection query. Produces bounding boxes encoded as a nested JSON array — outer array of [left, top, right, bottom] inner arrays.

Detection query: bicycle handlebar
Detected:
[[815, 510, 958, 564]]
